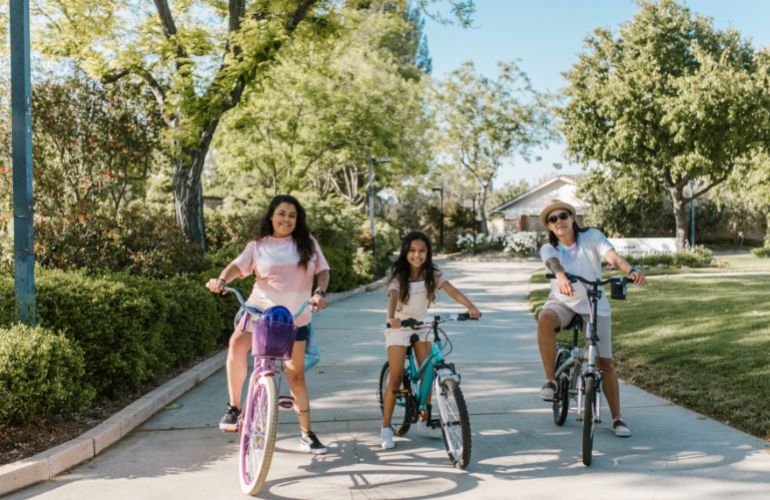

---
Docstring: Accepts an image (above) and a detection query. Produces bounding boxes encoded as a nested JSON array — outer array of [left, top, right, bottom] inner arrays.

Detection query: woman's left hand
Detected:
[[311, 294, 328, 311], [629, 270, 647, 287], [467, 306, 481, 319]]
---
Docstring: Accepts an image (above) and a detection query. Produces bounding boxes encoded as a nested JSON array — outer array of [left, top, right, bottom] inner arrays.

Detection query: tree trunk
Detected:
[[173, 122, 217, 252], [479, 182, 491, 237], [669, 187, 689, 249]]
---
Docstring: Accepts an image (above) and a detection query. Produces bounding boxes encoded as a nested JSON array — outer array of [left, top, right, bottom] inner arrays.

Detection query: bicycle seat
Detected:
[[555, 314, 582, 333]]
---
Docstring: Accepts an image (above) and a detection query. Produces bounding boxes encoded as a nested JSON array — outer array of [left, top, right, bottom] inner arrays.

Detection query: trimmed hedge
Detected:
[[0, 323, 94, 424], [0, 269, 241, 403]]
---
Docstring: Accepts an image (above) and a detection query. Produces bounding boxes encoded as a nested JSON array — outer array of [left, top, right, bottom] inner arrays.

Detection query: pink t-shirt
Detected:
[[232, 236, 330, 327]]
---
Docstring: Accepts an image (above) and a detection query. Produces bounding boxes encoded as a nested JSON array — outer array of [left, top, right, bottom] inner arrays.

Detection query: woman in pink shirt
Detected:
[[206, 195, 331, 454]]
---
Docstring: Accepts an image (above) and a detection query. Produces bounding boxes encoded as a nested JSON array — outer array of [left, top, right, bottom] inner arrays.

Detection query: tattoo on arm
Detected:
[[546, 258, 565, 274]]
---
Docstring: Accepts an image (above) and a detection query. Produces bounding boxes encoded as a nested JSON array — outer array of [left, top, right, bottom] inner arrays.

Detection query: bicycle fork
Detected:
[[576, 345, 603, 424]]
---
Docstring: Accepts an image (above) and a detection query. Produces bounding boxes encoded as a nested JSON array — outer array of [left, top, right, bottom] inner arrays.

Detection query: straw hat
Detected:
[[539, 200, 577, 227]]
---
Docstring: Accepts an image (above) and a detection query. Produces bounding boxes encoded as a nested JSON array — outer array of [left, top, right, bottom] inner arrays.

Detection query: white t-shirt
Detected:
[[388, 272, 446, 320], [539, 228, 614, 316]]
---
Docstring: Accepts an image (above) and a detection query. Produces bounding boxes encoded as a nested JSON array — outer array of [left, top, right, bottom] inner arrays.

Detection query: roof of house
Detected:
[[490, 175, 583, 215]]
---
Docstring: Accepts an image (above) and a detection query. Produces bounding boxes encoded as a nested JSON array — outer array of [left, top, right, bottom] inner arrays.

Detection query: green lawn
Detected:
[[529, 275, 770, 441]]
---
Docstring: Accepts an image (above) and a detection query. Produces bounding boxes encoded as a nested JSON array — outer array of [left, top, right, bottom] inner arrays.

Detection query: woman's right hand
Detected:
[[206, 278, 226, 293], [387, 317, 401, 329], [555, 272, 574, 296]]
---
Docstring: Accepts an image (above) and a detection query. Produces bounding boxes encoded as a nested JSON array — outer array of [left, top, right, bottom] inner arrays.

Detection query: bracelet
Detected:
[[627, 266, 640, 276], [314, 288, 327, 298]]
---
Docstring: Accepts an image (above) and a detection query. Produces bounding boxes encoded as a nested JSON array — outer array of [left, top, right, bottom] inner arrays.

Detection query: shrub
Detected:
[[456, 233, 506, 253], [752, 246, 770, 258], [672, 245, 714, 267], [323, 245, 358, 292], [0, 323, 94, 424], [35, 205, 207, 278], [504, 231, 540, 256]]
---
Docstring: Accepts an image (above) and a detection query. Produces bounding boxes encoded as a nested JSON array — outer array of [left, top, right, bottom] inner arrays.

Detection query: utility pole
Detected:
[[11, 0, 36, 324]]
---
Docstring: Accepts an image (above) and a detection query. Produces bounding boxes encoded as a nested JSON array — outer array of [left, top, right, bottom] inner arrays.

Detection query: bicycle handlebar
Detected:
[[386, 312, 481, 329], [545, 272, 628, 287], [222, 286, 313, 319]]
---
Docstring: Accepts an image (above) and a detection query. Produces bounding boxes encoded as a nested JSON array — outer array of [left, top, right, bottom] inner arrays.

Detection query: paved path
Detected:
[[9, 261, 770, 499]]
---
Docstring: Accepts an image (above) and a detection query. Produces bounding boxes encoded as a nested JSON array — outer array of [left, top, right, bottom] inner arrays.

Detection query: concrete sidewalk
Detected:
[[7, 261, 770, 499]]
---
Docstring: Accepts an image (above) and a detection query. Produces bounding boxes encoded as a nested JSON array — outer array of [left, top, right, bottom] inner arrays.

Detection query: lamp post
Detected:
[[368, 156, 390, 262], [432, 186, 444, 251], [689, 181, 696, 247], [11, 0, 36, 324]]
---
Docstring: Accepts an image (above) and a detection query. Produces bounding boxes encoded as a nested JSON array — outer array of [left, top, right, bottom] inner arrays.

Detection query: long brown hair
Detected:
[[257, 195, 314, 269], [390, 231, 439, 305]]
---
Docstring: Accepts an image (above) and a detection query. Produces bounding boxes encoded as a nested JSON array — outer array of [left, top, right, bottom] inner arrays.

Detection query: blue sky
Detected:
[[423, 0, 770, 186]]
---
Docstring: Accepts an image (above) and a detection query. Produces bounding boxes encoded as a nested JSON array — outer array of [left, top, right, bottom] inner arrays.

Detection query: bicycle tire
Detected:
[[553, 351, 570, 426], [378, 361, 413, 436], [435, 377, 472, 469], [582, 375, 596, 466], [239, 375, 278, 496]]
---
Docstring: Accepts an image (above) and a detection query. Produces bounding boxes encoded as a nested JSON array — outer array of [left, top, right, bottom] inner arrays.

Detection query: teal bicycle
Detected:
[[377, 313, 479, 469]]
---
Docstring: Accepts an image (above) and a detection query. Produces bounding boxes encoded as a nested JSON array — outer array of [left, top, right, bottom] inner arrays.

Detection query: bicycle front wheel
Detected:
[[434, 377, 472, 469], [239, 374, 278, 496], [553, 352, 570, 426], [378, 361, 414, 436], [582, 375, 597, 466]]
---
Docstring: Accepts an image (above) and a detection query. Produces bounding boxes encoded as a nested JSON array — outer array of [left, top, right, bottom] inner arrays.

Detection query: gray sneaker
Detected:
[[612, 418, 632, 437], [539, 380, 557, 401]]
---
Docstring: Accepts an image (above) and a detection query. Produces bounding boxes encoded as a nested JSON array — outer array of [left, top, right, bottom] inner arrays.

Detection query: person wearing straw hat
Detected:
[[536, 200, 646, 437]]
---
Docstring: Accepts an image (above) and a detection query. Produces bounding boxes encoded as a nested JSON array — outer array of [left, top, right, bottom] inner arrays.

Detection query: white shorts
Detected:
[[384, 327, 432, 347], [542, 299, 613, 359]]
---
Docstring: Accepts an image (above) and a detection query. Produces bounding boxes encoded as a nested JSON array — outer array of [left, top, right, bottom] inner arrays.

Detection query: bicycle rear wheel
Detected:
[[378, 361, 414, 436], [239, 374, 278, 495], [553, 352, 570, 426], [434, 377, 472, 469], [582, 375, 597, 466]]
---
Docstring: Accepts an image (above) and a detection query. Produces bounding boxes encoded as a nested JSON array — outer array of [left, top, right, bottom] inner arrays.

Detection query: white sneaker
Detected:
[[381, 427, 395, 449]]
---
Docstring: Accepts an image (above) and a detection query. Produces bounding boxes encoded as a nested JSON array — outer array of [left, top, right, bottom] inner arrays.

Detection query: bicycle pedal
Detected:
[[277, 395, 294, 410], [428, 418, 441, 429]]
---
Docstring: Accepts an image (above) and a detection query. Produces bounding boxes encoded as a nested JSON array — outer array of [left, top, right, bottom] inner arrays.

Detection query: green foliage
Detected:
[[30, 72, 163, 218], [0, 269, 234, 399], [212, 6, 431, 209], [35, 205, 207, 279], [560, 0, 769, 247], [0, 323, 94, 424], [751, 246, 770, 258]]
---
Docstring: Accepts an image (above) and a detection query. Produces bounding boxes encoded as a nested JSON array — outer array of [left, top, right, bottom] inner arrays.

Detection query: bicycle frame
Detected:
[[405, 328, 447, 414]]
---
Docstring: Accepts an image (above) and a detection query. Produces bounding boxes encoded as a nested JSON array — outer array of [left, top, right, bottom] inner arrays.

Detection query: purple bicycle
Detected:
[[223, 287, 310, 496]]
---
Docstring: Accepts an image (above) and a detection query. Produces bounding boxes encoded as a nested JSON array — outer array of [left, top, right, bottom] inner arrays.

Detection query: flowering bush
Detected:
[[456, 233, 506, 253], [504, 231, 540, 256]]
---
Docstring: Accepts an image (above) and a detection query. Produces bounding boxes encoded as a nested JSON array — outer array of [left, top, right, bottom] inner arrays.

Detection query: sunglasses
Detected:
[[546, 212, 571, 224]]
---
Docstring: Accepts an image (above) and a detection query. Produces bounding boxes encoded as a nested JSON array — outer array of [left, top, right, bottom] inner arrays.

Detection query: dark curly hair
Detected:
[[390, 231, 439, 305], [257, 194, 314, 269]]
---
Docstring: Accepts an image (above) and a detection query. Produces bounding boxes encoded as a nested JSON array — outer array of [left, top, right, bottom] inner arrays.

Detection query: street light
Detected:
[[368, 156, 390, 262], [431, 186, 444, 251]]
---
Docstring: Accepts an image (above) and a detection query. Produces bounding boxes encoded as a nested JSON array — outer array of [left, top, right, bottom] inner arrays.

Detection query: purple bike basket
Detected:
[[252, 317, 298, 360]]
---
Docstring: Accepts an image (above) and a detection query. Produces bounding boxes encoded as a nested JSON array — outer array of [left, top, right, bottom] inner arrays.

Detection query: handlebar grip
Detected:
[[400, 318, 420, 328], [457, 312, 482, 321], [545, 272, 555, 279]]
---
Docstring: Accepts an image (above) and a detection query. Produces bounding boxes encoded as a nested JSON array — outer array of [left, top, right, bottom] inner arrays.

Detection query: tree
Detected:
[[33, 0, 473, 251], [560, 0, 770, 248], [34, 0, 331, 250], [432, 61, 551, 236], [211, 4, 431, 210]]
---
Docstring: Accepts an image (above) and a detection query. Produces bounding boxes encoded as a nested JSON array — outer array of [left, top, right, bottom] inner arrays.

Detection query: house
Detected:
[[489, 175, 587, 234]]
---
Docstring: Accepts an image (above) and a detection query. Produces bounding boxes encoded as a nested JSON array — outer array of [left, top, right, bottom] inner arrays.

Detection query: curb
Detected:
[[0, 277, 386, 496]]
